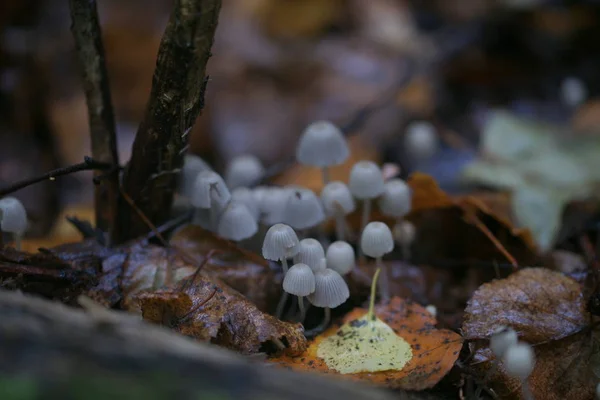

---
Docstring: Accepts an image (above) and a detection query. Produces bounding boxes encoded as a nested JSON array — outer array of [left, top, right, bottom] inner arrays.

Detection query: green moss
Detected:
[[0, 377, 39, 400]]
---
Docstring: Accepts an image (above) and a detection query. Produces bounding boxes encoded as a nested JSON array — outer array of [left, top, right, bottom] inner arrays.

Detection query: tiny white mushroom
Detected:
[[393, 220, 415, 262], [361, 221, 394, 301], [283, 263, 316, 321], [283, 188, 325, 231], [262, 223, 300, 273], [259, 187, 292, 226], [179, 154, 212, 198], [326, 241, 355, 276], [348, 161, 385, 248], [217, 201, 258, 241], [378, 179, 411, 219], [296, 120, 349, 184], [225, 154, 265, 189], [490, 326, 518, 359], [293, 238, 325, 272], [425, 305, 437, 318], [308, 268, 350, 330], [404, 121, 438, 161], [321, 181, 355, 240], [231, 187, 260, 220], [503, 342, 535, 381], [191, 171, 231, 231], [561, 76, 587, 108], [0, 197, 27, 250]]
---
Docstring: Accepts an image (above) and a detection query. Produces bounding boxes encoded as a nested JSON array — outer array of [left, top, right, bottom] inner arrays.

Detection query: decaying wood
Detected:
[[69, 0, 120, 244], [0, 289, 414, 400], [118, 0, 221, 243]]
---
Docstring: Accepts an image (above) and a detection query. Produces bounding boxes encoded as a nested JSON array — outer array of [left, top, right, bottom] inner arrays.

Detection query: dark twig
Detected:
[[69, 0, 121, 244], [0, 157, 113, 197], [118, 0, 222, 243]]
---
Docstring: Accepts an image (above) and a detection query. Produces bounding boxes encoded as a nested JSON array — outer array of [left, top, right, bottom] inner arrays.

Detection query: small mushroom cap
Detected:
[[503, 342, 535, 380], [348, 161, 385, 199], [296, 121, 349, 167], [293, 238, 325, 271], [320, 181, 356, 216], [259, 187, 292, 225], [262, 223, 300, 261], [283, 263, 316, 296], [231, 187, 260, 220], [308, 268, 350, 308], [326, 241, 355, 276], [191, 171, 231, 209], [361, 221, 394, 258], [561, 76, 586, 107], [283, 188, 325, 230], [0, 197, 27, 234], [490, 326, 518, 358], [393, 220, 416, 245], [405, 121, 438, 160], [378, 179, 411, 217], [225, 155, 265, 189], [179, 154, 212, 198], [217, 202, 258, 241], [316, 257, 327, 272]]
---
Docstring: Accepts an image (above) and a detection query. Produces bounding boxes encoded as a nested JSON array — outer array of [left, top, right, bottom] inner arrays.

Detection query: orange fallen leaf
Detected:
[[271, 297, 463, 390]]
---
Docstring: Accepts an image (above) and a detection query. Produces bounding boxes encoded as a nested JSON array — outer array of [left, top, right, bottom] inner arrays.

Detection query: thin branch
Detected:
[[69, 0, 121, 244], [117, 0, 222, 243], [0, 157, 113, 197]]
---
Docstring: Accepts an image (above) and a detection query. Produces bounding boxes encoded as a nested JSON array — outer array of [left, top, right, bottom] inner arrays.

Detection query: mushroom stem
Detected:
[[367, 267, 381, 321], [334, 212, 345, 241], [321, 166, 330, 185], [358, 198, 371, 261], [275, 291, 288, 320], [322, 307, 331, 329], [14, 234, 21, 251], [271, 337, 286, 351], [298, 295, 306, 322], [376, 257, 390, 302], [209, 206, 219, 231], [401, 243, 411, 262], [281, 257, 289, 274]]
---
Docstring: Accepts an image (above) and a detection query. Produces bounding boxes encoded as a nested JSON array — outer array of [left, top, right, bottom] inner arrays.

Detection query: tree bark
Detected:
[[117, 0, 221, 243]]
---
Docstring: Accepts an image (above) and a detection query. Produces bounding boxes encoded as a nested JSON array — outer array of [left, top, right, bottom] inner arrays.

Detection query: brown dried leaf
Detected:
[[124, 244, 306, 355], [272, 297, 462, 390], [170, 225, 280, 312], [462, 268, 589, 343]]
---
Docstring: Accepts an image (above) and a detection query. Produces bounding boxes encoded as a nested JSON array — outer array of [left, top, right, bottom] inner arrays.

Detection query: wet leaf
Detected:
[[170, 225, 280, 312], [462, 267, 589, 343], [124, 244, 307, 355], [272, 297, 462, 390]]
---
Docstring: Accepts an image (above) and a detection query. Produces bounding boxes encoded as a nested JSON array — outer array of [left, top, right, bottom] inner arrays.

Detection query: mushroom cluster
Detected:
[[175, 119, 417, 328]]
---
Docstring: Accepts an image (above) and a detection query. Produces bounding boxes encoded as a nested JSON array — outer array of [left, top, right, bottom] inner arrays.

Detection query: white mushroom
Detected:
[[179, 154, 211, 199], [320, 181, 355, 240], [308, 268, 350, 330], [283, 188, 325, 231], [378, 179, 411, 219], [503, 342, 535, 381], [392, 220, 415, 262], [258, 187, 292, 226], [296, 120, 349, 184], [191, 170, 231, 231], [325, 241, 355, 276], [225, 154, 265, 189], [231, 187, 260, 220], [361, 221, 394, 301], [293, 238, 325, 272], [0, 197, 27, 250], [404, 121, 438, 161], [217, 202, 258, 241], [283, 263, 316, 321], [490, 326, 518, 359], [561, 76, 586, 108], [348, 161, 385, 249]]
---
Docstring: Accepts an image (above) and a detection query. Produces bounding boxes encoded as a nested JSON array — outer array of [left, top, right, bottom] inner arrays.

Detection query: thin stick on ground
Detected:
[[69, 0, 121, 245], [118, 0, 222, 243]]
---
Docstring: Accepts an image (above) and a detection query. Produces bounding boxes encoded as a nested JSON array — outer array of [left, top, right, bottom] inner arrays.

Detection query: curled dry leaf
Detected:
[[272, 297, 463, 390], [462, 267, 589, 343], [170, 225, 280, 312], [123, 244, 306, 356]]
